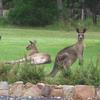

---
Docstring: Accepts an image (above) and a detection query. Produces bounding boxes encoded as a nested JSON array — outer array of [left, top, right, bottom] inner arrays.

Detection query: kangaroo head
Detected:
[[26, 40, 37, 50], [76, 28, 87, 41]]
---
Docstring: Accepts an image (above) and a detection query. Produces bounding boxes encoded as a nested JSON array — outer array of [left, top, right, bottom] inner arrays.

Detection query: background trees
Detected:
[[0, 0, 3, 16], [1, 0, 100, 26], [85, 0, 100, 24], [8, 0, 58, 26]]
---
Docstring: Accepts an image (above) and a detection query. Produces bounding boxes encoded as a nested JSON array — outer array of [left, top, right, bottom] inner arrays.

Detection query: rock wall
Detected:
[[0, 81, 100, 100]]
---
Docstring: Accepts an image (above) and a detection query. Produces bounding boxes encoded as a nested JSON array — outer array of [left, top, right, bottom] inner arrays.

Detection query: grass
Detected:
[[0, 26, 100, 85]]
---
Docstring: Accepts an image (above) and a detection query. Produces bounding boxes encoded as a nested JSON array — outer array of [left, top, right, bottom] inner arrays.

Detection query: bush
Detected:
[[0, 17, 8, 26], [0, 63, 11, 81], [0, 56, 100, 86], [8, 0, 58, 26], [61, 56, 100, 86], [0, 62, 45, 83], [17, 63, 45, 83]]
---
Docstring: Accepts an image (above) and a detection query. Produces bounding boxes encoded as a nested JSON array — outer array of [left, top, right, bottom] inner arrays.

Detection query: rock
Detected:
[[0, 81, 9, 90], [0, 81, 9, 96], [23, 85, 42, 97], [37, 83, 51, 97], [15, 81, 23, 84], [96, 87, 100, 99], [62, 85, 74, 100], [9, 81, 24, 96], [73, 85, 96, 100], [50, 85, 64, 97], [41, 84, 51, 97], [37, 83, 45, 89], [24, 82, 33, 89]]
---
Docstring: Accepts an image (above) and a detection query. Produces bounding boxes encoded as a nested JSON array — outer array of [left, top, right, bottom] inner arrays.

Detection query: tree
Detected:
[[8, 0, 58, 26], [3, 0, 13, 9], [85, 0, 100, 24], [81, 0, 85, 21], [0, 0, 3, 16], [57, 0, 64, 20]]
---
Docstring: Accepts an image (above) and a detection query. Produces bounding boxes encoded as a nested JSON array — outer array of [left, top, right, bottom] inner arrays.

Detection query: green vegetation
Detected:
[[2, 0, 100, 26], [0, 63, 45, 83], [0, 27, 100, 85], [8, 0, 57, 26], [0, 0, 99, 86]]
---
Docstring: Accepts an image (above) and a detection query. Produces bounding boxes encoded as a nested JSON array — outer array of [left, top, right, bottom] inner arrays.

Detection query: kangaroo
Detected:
[[49, 28, 87, 77], [26, 40, 39, 56], [5, 40, 51, 65]]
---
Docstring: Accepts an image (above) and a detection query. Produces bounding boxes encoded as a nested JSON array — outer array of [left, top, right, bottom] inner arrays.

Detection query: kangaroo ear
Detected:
[[83, 28, 87, 33], [76, 28, 79, 33], [29, 41, 33, 44]]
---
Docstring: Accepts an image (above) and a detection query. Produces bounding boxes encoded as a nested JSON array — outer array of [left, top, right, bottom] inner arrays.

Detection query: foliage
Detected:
[[0, 63, 12, 81], [2, 0, 100, 26], [0, 27, 100, 85], [63, 0, 82, 20], [0, 17, 8, 26], [61, 56, 100, 86], [3, 0, 13, 9], [8, 0, 58, 26], [17, 63, 45, 83], [0, 56, 100, 86], [0, 62, 45, 84]]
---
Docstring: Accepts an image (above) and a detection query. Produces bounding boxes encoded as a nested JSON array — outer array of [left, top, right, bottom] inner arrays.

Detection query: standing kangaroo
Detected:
[[49, 28, 87, 77]]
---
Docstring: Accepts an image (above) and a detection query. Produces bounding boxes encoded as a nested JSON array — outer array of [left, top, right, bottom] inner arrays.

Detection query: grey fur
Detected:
[[49, 28, 87, 77]]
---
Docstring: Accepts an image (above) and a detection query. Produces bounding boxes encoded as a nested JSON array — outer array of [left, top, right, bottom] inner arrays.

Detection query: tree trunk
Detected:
[[81, 0, 85, 21], [57, 0, 63, 20], [0, 0, 3, 16], [81, 8, 85, 21], [92, 12, 97, 25]]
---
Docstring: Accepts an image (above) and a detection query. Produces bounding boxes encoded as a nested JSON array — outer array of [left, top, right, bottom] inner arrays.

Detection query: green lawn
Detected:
[[0, 27, 100, 73]]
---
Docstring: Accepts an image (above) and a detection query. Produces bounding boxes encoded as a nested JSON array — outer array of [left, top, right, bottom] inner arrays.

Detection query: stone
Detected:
[[0, 81, 9, 90], [41, 84, 51, 97], [24, 82, 33, 89], [50, 85, 64, 97], [73, 85, 96, 100], [37, 83, 45, 89], [96, 87, 100, 99], [23, 85, 42, 97], [62, 85, 74, 100], [9, 81, 24, 96], [0, 81, 9, 96]]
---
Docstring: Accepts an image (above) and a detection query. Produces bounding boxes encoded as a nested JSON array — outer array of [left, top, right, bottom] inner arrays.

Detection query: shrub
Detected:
[[8, 0, 58, 26], [0, 17, 8, 26], [0, 62, 45, 84], [0, 63, 11, 81], [0, 56, 100, 86], [61, 56, 100, 86], [17, 63, 45, 83]]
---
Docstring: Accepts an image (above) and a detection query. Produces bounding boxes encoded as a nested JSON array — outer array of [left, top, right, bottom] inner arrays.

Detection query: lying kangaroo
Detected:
[[49, 28, 87, 77], [6, 41, 51, 65], [26, 40, 39, 56]]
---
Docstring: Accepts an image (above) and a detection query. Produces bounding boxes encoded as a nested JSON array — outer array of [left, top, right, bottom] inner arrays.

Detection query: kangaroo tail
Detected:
[[49, 62, 59, 77], [5, 58, 27, 65]]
